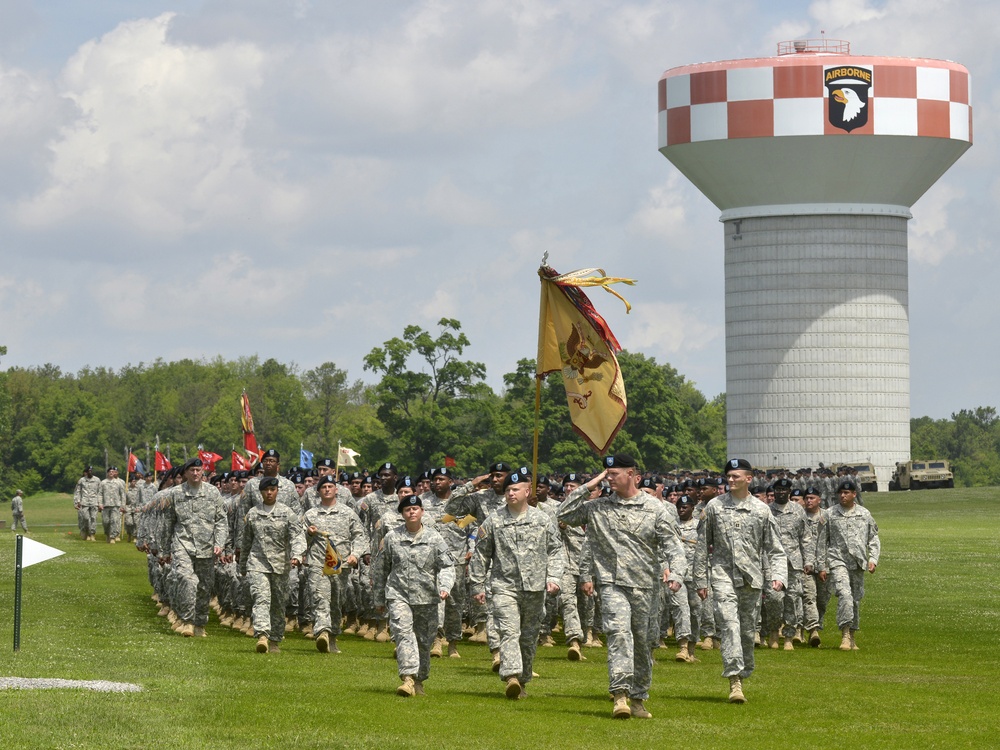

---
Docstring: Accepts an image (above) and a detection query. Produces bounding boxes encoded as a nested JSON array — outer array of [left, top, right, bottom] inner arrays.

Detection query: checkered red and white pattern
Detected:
[[658, 57, 972, 148]]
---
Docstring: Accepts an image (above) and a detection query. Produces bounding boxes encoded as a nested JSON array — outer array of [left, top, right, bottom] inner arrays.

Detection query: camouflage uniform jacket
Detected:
[[162, 481, 228, 559], [375, 524, 456, 608], [558, 488, 686, 589], [303, 502, 368, 569], [470, 505, 565, 596], [239, 503, 307, 576], [769, 500, 812, 571], [693, 492, 787, 591], [443, 482, 504, 525], [74, 476, 102, 507], [100, 477, 127, 509], [821, 504, 880, 573]]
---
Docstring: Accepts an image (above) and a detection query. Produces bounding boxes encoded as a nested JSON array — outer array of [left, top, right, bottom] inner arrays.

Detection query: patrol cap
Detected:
[[503, 468, 531, 489], [726, 458, 753, 472], [398, 494, 422, 512], [837, 480, 858, 493], [430, 467, 454, 478], [677, 494, 695, 506], [262, 449, 280, 460], [260, 477, 279, 490], [489, 462, 512, 473], [181, 457, 203, 473], [396, 476, 415, 491], [317, 474, 337, 487], [603, 454, 637, 469], [805, 486, 822, 497], [774, 478, 793, 490]]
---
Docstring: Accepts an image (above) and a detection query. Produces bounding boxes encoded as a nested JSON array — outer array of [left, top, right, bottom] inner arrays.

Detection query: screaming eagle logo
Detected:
[[825, 66, 872, 132]]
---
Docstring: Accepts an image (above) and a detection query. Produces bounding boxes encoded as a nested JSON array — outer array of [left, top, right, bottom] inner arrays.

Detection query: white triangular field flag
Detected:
[[20, 537, 65, 568]]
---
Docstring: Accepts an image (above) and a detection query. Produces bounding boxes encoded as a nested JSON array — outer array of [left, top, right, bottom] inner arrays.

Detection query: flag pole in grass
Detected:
[[533, 255, 635, 478], [13, 535, 65, 652]]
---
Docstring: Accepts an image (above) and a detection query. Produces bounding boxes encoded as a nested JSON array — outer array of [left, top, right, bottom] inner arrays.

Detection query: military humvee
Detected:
[[889, 460, 954, 490], [833, 463, 878, 493]]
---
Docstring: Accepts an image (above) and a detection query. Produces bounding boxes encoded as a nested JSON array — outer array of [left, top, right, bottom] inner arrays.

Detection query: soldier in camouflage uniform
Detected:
[[669, 494, 701, 663], [73, 466, 102, 541], [375, 494, 455, 697], [818, 480, 881, 651], [304, 474, 368, 654], [801, 486, 827, 646], [10, 490, 28, 533], [763, 478, 812, 650], [99, 467, 128, 543], [161, 459, 228, 637], [471, 468, 564, 700], [240, 476, 307, 653], [558, 455, 686, 720], [695, 458, 787, 704]]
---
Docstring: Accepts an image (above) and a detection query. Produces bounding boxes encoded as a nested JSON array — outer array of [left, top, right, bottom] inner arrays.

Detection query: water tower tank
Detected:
[[657, 40, 971, 486]]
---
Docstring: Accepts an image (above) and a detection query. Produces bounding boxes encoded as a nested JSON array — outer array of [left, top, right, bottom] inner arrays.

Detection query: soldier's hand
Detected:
[[439, 590, 450, 600], [546, 582, 560, 595], [697, 588, 708, 601], [472, 592, 486, 605], [667, 580, 682, 593], [771, 580, 784, 592], [346, 555, 358, 567], [868, 562, 876, 574], [581, 581, 594, 596], [214, 546, 222, 557], [818, 571, 827, 583], [308, 525, 318, 535], [587, 470, 608, 489], [804, 564, 813, 574], [362, 554, 371, 565], [290, 558, 300, 567], [472, 473, 490, 488]]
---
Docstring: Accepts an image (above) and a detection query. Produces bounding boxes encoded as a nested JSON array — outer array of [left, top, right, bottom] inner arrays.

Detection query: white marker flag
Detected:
[[20, 537, 65, 568]]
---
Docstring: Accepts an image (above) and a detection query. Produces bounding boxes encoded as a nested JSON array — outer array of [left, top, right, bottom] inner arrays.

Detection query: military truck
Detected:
[[833, 463, 879, 493], [889, 460, 954, 490]]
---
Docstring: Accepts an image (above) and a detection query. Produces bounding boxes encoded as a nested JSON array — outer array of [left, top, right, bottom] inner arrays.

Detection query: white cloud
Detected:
[[910, 181, 964, 265], [621, 301, 722, 355]]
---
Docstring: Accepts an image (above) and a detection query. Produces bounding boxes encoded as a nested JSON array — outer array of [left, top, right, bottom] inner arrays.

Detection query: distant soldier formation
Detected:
[[75, 453, 879, 715]]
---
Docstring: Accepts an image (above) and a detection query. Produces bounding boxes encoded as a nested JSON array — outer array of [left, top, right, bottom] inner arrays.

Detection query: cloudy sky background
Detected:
[[0, 0, 995, 418]]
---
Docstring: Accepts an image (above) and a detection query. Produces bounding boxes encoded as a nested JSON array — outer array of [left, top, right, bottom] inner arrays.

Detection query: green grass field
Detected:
[[2, 488, 999, 749]]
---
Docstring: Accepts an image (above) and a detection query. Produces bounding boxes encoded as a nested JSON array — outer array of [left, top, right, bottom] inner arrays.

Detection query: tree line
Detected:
[[0, 320, 726, 494]]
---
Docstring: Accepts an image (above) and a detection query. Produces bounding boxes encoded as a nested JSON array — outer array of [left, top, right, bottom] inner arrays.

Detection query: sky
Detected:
[[0, 0, 995, 419]]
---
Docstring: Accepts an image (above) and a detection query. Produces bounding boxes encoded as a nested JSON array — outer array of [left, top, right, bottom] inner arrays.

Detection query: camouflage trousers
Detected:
[[78, 506, 98, 538], [388, 600, 437, 681], [668, 581, 699, 643], [599, 584, 655, 700], [123, 511, 136, 540], [173, 553, 215, 626], [101, 507, 122, 541], [557, 572, 585, 642], [308, 569, 346, 636], [492, 589, 546, 685], [763, 567, 803, 638], [711, 577, 762, 679], [439, 563, 466, 642], [802, 571, 822, 631], [698, 581, 717, 638], [12, 513, 28, 532], [248, 570, 290, 641], [828, 565, 865, 631]]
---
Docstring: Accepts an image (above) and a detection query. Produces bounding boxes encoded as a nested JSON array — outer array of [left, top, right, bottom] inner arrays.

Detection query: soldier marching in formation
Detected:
[[110, 449, 881, 715]]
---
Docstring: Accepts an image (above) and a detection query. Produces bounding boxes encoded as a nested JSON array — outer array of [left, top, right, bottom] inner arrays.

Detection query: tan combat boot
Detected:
[[685, 640, 700, 662], [316, 631, 330, 653], [267, 641, 280, 654], [698, 637, 714, 651], [193, 626, 206, 638], [448, 641, 461, 659], [343, 615, 358, 635], [630, 698, 652, 719], [728, 676, 746, 703], [675, 639, 693, 662], [329, 636, 341, 654], [469, 623, 487, 643], [839, 627, 852, 651], [793, 627, 804, 644], [504, 677, 522, 700], [809, 628, 821, 647], [256, 635, 268, 654], [612, 691, 631, 719], [430, 636, 443, 658], [753, 631, 761, 648], [357, 620, 371, 638], [567, 639, 583, 661], [413, 680, 425, 696], [180, 621, 195, 638], [539, 634, 555, 647], [783, 636, 794, 651], [397, 675, 415, 697], [851, 632, 859, 651], [491, 649, 501, 673], [375, 622, 391, 642], [768, 631, 779, 649]]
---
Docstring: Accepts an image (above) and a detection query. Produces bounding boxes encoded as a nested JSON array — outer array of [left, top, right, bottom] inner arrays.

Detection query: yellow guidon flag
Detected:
[[438, 513, 479, 529], [323, 538, 342, 576], [537, 264, 634, 454]]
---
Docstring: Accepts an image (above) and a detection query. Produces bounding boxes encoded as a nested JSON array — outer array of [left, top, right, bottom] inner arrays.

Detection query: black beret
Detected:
[[182, 458, 203, 472], [774, 478, 793, 489], [640, 477, 656, 489], [346, 471, 363, 480], [503, 469, 531, 489], [379, 462, 397, 473], [562, 472, 581, 486], [837, 480, 858, 493], [677, 494, 695, 506], [398, 494, 422, 512], [259, 477, 279, 490], [430, 467, 454, 477], [419, 470, 431, 481], [791, 488, 804, 497], [489, 462, 512, 473], [396, 476, 415, 491], [108, 466, 118, 472], [262, 449, 279, 460], [291, 473, 305, 484], [317, 475, 337, 487], [235, 470, 249, 479], [317, 458, 335, 468], [536, 474, 549, 484], [805, 486, 822, 496], [603, 454, 637, 469], [726, 458, 753, 472]]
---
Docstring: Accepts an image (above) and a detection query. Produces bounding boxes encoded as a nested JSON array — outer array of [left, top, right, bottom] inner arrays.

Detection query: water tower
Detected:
[[657, 40, 971, 487]]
